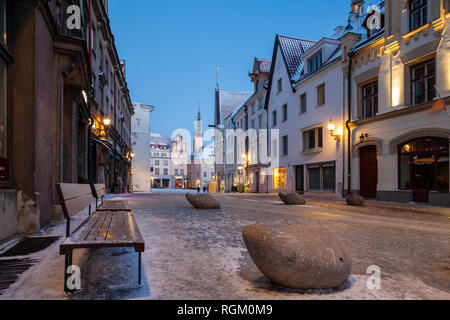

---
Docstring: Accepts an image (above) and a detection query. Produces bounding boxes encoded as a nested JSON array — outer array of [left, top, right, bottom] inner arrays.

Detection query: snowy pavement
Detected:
[[0, 193, 449, 300]]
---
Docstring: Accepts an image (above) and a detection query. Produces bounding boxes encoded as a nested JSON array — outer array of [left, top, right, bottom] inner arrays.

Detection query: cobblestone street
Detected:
[[1, 192, 448, 300]]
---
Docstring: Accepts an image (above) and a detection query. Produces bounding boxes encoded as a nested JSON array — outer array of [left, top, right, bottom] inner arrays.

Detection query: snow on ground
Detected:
[[0, 193, 449, 300]]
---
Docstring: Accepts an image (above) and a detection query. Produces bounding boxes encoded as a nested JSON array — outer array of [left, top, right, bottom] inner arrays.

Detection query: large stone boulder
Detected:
[[346, 190, 364, 206], [243, 224, 351, 290], [186, 193, 220, 209], [279, 193, 306, 205]]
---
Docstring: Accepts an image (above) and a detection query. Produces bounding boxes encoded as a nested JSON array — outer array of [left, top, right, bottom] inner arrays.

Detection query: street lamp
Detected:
[[328, 121, 343, 141]]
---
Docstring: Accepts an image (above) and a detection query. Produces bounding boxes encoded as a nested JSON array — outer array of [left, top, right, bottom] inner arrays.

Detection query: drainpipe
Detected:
[[346, 51, 354, 195]]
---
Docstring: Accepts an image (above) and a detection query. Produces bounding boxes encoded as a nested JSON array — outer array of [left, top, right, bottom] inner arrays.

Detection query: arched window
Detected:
[[399, 137, 449, 191]]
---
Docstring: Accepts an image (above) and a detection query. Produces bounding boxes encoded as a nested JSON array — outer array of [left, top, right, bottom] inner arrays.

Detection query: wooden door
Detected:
[[360, 146, 378, 198]]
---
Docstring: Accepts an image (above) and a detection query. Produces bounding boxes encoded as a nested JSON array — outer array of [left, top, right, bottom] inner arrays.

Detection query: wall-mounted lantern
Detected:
[[328, 121, 343, 141]]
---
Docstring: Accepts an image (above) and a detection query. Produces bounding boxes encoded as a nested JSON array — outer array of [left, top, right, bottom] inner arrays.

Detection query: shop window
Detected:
[[411, 59, 435, 106], [307, 163, 336, 191], [399, 137, 449, 191], [273, 167, 287, 190]]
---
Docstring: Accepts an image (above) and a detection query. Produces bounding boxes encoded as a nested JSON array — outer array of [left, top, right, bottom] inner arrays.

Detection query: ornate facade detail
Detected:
[[353, 137, 383, 157], [388, 128, 450, 154]]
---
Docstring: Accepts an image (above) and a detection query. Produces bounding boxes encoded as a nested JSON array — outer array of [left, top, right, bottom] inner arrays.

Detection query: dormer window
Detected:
[[308, 50, 322, 73], [410, 0, 428, 31]]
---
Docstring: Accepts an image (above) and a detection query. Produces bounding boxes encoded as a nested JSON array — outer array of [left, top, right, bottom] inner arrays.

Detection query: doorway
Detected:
[[255, 171, 260, 193], [360, 145, 378, 198], [295, 165, 304, 192]]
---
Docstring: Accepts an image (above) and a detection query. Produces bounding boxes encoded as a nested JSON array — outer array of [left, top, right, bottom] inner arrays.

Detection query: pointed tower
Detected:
[[194, 103, 203, 154]]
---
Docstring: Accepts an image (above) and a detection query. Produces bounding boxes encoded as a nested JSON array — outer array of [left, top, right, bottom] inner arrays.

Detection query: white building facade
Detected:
[[131, 103, 154, 193], [347, 0, 450, 206]]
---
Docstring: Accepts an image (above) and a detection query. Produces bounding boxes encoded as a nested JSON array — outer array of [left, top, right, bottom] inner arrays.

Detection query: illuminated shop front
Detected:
[[273, 167, 287, 191]]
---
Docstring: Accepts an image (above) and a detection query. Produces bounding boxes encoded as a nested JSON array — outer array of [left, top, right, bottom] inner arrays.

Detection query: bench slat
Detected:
[[97, 200, 131, 212], [57, 183, 94, 219], [60, 211, 144, 254], [91, 183, 107, 199]]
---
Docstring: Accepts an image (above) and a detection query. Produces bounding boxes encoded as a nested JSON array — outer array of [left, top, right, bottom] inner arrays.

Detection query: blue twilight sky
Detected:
[[109, 0, 355, 138]]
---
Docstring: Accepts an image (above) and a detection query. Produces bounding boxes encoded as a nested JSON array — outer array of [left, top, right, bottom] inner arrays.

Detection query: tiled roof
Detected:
[[277, 35, 316, 80], [218, 91, 252, 125], [256, 58, 271, 73]]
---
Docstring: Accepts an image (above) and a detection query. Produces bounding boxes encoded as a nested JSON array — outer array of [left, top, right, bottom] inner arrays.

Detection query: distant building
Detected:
[[214, 89, 252, 192], [171, 135, 188, 189], [187, 108, 216, 189], [150, 133, 172, 189], [131, 103, 154, 192]]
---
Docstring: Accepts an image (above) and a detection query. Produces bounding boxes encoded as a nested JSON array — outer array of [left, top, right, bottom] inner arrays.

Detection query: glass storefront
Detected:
[[273, 167, 287, 190], [307, 162, 336, 192], [399, 138, 449, 191]]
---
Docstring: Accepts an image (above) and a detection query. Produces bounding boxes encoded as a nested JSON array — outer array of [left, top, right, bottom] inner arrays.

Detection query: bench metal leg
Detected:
[[138, 252, 142, 285], [64, 254, 69, 292], [64, 252, 74, 293]]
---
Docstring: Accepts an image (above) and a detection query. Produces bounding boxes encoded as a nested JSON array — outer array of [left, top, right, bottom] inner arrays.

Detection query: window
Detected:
[[411, 60, 435, 106], [361, 82, 378, 119], [308, 50, 323, 73], [203, 172, 207, 178], [307, 163, 336, 191], [164, 160, 169, 166], [272, 110, 277, 127], [277, 78, 282, 93], [256, 80, 260, 90], [251, 119, 255, 129], [258, 97, 264, 109], [181, 169, 185, 176], [272, 140, 278, 158], [0, 0, 6, 44], [300, 94, 307, 114], [155, 168, 160, 175], [303, 127, 323, 151], [399, 137, 449, 191], [0, 58, 7, 182], [258, 115, 263, 130], [155, 160, 160, 166], [282, 136, 288, 156], [273, 167, 287, 190], [317, 84, 325, 106], [174, 169, 179, 175], [251, 103, 256, 114], [410, 0, 428, 31], [282, 104, 288, 122], [164, 168, 168, 175]]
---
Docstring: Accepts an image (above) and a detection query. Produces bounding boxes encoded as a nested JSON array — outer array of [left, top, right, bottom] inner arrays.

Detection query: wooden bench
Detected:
[[91, 183, 131, 212], [57, 183, 145, 292]]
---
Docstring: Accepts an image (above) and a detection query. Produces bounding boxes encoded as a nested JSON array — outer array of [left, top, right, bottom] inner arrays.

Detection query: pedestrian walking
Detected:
[[203, 185, 207, 193], [197, 186, 201, 193]]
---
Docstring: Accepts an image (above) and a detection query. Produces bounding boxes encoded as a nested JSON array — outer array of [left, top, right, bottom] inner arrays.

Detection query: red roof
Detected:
[[277, 35, 316, 79], [256, 58, 271, 73]]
